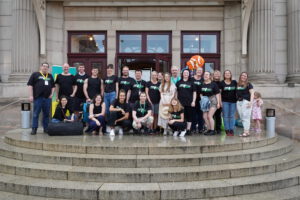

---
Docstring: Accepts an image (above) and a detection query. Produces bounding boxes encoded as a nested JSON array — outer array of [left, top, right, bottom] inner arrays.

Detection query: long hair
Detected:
[[238, 72, 249, 88], [92, 94, 103, 105], [161, 72, 171, 93], [58, 95, 68, 108], [223, 70, 232, 81], [168, 97, 183, 113], [181, 69, 191, 81], [213, 70, 221, 81]]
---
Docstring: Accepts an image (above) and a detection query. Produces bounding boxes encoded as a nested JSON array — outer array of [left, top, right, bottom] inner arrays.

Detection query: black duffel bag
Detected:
[[48, 122, 83, 136]]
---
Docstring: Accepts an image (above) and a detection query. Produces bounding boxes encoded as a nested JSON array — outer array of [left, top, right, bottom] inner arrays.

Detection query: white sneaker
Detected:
[[173, 131, 179, 137], [179, 130, 186, 137], [119, 128, 124, 135], [109, 129, 115, 136], [106, 127, 111, 133], [163, 130, 167, 136]]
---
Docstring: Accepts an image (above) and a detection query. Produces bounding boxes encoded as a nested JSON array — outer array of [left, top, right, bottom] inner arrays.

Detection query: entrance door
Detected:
[[156, 55, 170, 73], [68, 57, 106, 78]]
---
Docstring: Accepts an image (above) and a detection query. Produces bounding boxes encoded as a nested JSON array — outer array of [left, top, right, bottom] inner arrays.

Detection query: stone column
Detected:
[[11, 0, 39, 75], [287, 0, 300, 83], [248, 0, 276, 83]]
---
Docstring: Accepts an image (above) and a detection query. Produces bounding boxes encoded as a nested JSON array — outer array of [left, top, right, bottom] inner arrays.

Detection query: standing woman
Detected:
[[83, 67, 104, 102], [158, 72, 177, 135], [146, 71, 161, 133], [236, 72, 254, 137], [219, 70, 237, 136], [88, 94, 106, 135], [176, 69, 196, 136], [200, 71, 221, 135], [213, 70, 222, 134]]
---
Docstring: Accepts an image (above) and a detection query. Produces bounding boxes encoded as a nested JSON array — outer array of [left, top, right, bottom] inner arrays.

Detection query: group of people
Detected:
[[27, 62, 264, 137]]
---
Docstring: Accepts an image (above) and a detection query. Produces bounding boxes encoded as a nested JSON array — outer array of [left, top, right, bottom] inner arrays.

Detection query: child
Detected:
[[252, 91, 263, 133], [52, 95, 75, 123], [168, 98, 187, 137]]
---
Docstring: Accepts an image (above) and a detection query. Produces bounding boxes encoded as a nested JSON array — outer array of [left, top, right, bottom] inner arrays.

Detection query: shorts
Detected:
[[73, 97, 86, 112], [209, 95, 218, 108], [152, 104, 159, 115], [132, 116, 154, 129]]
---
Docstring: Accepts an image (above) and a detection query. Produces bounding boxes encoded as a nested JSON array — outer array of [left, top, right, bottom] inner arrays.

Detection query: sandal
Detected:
[[239, 132, 250, 137]]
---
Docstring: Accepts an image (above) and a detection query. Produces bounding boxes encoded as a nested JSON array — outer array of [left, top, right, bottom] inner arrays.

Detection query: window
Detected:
[[119, 34, 142, 53], [70, 34, 105, 53], [147, 35, 169, 53]]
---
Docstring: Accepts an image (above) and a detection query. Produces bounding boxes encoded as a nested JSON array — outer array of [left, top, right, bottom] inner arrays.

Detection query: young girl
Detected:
[[252, 91, 263, 133], [168, 98, 186, 137], [52, 96, 75, 123], [88, 94, 106, 135]]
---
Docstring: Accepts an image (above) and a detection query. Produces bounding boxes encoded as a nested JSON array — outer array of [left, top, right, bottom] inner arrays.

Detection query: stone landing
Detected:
[[0, 129, 299, 199]]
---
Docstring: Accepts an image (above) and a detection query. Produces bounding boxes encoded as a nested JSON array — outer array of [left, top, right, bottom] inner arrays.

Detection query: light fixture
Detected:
[[89, 36, 93, 41]]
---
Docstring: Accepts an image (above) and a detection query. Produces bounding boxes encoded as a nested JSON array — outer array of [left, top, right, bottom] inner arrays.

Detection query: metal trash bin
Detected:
[[21, 103, 31, 129], [265, 109, 276, 137]]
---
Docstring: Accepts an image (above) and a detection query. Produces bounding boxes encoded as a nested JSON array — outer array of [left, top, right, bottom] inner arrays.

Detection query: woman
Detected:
[[200, 71, 221, 136], [158, 73, 177, 135], [107, 90, 131, 136], [52, 95, 75, 123], [213, 70, 222, 134], [146, 71, 161, 134], [84, 67, 104, 102], [168, 98, 186, 137], [236, 72, 254, 137], [88, 94, 106, 135], [132, 92, 153, 134], [219, 70, 237, 136], [176, 69, 196, 136], [103, 64, 119, 117]]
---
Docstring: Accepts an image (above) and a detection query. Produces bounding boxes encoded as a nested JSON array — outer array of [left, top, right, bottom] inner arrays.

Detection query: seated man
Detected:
[[132, 92, 153, 134], [107, 90, 131, 136]]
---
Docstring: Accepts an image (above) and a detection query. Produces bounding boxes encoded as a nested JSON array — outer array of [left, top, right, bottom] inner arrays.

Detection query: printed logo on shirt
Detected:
[[172, 114, 181, 119], [137, 108, 146, 114], [120, 81, 131, 85], [237, 86, 246, 90], [179, 84, 191, 89], [38, 76, 51, 81], [76, 79, 84, 84], [224, 86, 236, 91], [194, 81, 201, 86], [133, 84, 144, 89], [105, 79, 114, 84], [201, 87, 212, 92], [150, 86, 159, 90]]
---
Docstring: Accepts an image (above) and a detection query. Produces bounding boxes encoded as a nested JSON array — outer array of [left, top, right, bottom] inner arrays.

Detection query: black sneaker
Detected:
[[209, 130, 216, 135], [43, 129, 48, 134], [216, 130, 221, 135], [31, 128, 37, 135]]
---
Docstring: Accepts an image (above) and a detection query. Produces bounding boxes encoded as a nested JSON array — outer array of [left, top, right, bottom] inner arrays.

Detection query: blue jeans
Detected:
[[222, 101, 236, 131], [104, 92, 116, 117], [32, 97, 51, 129], [88, 115, 106, 132]]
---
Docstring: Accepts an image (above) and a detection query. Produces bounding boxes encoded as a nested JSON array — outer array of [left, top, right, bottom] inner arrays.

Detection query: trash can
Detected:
[[265, 109, 276, 137], [21, 103, 31, 129]]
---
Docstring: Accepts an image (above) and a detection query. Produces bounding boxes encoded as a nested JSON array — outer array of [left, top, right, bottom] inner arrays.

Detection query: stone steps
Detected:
[[0, 136, 293, 168], [0, 146, 299, 183], [0, 165, 299, 200], [4, 130, 278, 154]]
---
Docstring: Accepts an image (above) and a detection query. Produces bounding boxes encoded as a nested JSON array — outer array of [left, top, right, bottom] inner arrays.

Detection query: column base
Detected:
[[248, 73, 278, 84], [286, 74, 300, 84]]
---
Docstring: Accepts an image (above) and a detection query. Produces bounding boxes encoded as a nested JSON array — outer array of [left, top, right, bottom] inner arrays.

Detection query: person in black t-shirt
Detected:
[[168, 98, 187, 137], [175, 69, 196, 136], [83, 67, 104, 102], [200, 71, 221, 136], [52, 96, 75, 123], [118, 66, 134, 103], [213, 70, 222, 135], [88, 94, 106, 135], [27, 62, 55, 135], [55, 63, 76, 100], [71, 64, 89, 115], [146, 71, 161, 133], [219, 70, 237, 136], [107, 90, 131, 136], [236, 72, 254, 137], [129, 70, 147, 108], [132, 92, 153, 134], [191, 67, 205, 134]]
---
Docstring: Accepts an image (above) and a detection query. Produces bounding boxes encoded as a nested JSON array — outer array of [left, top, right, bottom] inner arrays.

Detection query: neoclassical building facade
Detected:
[[0, 0, 299, 98]]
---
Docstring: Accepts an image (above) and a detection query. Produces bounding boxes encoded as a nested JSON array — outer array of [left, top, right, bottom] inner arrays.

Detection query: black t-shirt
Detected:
[[146, 81, 161, 104], [219, 80, 237, 103], [104, 75, 118, 93], [119, 77, 134, 94], [133, 101, 151, 118], [55, 74, 76, 98], [27, 72, 55, 99], [176, 79, 196, 106], [87, 77, 102, 100], [53, 106, 72, 121], [200, 82, 220, 97], [112, 99, 130, 113], [236, 83, 253, 101], [129, 79, 147, 103], [191, 77, 204, 101], [74, 73, 89, 99], [170, 109, 184, 120]]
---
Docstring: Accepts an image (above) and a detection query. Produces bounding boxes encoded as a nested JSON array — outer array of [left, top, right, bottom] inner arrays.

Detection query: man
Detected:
[[27, 62, 55, 135], [118, 66, 134, 103], [70, 64, 89, 118], [171, 65, 181, 85], [129, 70, 147, 108]]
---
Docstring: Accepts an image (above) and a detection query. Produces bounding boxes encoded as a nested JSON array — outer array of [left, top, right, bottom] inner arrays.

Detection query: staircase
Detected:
[[0, 129, 299, 199]]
